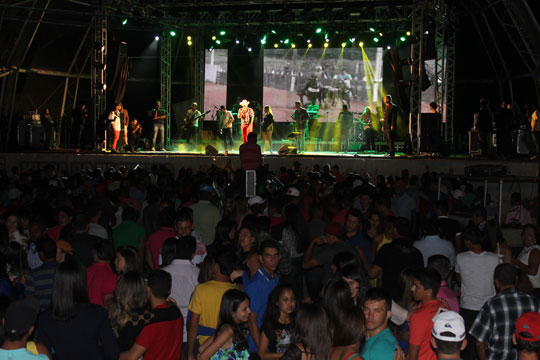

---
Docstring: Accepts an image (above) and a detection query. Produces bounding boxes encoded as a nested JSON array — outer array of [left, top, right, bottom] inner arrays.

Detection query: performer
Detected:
[[261, 105, 275, 154], [531, 103, 540, 159], [337, 104, 353, 153], [42, 108, 55, 150], [119, 103, 129, 151], [218, 105, 234, 155], [74, 104, 89, 149], [382, 95, 398, 156], [152, 100, 166, 151], [238, 99, 254, 143], [184, 102, 201, 145], [129, 117, 142, 152], [108, 103, 122, 153], [476, 98, 493, 157], [360, 106, 377, 151], [292, 100, 309, 153]]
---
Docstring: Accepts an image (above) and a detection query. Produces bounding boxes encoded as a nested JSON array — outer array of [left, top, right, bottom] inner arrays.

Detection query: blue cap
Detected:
[[200, 184, 213, 192]]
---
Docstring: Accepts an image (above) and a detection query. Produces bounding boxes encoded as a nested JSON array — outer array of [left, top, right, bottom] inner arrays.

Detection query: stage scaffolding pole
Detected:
[[160, 31, 172, 148], [194, 34, 205, 141], [91, 12, 107, 150], [408, 0, 425, 154]]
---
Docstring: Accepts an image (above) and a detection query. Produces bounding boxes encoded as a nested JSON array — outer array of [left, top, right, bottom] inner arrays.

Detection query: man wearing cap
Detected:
[[431, 310, 467, 360], [291, 101, 309, 153], [238, 99, 254, 143], [513, 312, 540, 360], [218, 105, 234, 155], [0, 297, 48, 359], [361, 288, 399, 360], [469, 264, 540, 360], [184, 102, 201, 146], [190, 184, 221, 246]]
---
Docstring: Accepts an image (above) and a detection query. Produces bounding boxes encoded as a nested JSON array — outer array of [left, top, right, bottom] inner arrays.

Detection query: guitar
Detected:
[[184, 110, 210, 129]]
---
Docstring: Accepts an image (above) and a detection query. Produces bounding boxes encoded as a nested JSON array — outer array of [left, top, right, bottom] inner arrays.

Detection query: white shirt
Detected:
[[108, 110, 121, 131], [518, 244, 540, 288], [162, 259, 200, 342], [455, 251, 501, 310], [413, 235, 456, 268]]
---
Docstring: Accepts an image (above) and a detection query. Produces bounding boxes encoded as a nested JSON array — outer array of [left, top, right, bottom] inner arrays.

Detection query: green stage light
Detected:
[[373, 37, 379, 42], [271, 30, 277, 34], [261, 35, 267, 45], [316, 28, 322, 33], [220, 30, 226, 36], [369, 27, 375, 32], [400, 36, 406, 41], [349, 37, 356, 43], [122, 19, 128, 26], [284, 38, 290, 44], [325, 33, 328, 39], [216, 40, 221, 44], [170, 30, 176, 37]]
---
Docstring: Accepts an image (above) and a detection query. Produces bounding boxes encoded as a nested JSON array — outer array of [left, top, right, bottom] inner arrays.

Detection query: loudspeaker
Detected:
[[420, 113, 441, 152], [517, 129, 531, 155], [278, 145, 297, 155], [205, 145, 218, 155], [468, 130, 481, 155]]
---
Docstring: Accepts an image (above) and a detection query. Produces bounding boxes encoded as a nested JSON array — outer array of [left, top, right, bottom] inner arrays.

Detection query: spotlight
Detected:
[[154, 35, 160, 41], [212, 35, 217, 40], [406, 31, 411, 36], [373, 37, 379, 43], [316, 28, 322, 33], [187, 36, 192, 40], [307, 39, 311, 43], [424, 30, 429, 35], [216, 40, 221, 45], [96, 83, 106, 91], [219, 30, 226, 36], [248, 47, 252, 52], [325, 38, 330, 42], [379, 32, 383, 37], [121, 19, 128, 26], [291, 43, 296, 48], [341, 42, 346, 47], [308, 43, 312, 48], [359, 41, 364, 47], [349, 37, 355, 42], [324, 42, 329, 48], [284, 39, 290, 44], [387, 45, 391, 49], [271, 30, 277, 34], [260, 35, 267, 45], [274, 43, 278, 48], [170, 30, 176, 37], [369, 27, 375, 32], [400, 36, 406, 41], [236, 39, 240, 44], [188, 40, 192, 46]]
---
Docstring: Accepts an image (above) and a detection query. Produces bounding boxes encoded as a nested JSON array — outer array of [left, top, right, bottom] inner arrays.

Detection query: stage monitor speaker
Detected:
[[420, 113, 441, 152], [468, 130, 481, 155], [205, 145, 218, 156], [517, 129, 531, 155], [278, 145, 297, 155], [465, 164, 507, 178]]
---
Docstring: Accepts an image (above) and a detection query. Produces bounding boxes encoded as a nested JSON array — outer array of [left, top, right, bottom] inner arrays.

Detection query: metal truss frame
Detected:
[[160, 31, 172, 148], [408, 1, 425, 154], [91, 13, 107, 149]]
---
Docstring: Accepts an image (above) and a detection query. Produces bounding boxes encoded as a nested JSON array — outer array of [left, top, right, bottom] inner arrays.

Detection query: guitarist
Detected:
[[152, 100, 167, 151], [238, 99, 254, 143], [184, 102, 201, 145], [218, 105, 234, 155], [291, 100, 309, 153], [360, 106, 377, 151]]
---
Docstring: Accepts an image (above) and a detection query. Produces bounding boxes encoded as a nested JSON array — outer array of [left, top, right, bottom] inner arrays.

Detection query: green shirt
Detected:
[[112, 220, 146, 250]]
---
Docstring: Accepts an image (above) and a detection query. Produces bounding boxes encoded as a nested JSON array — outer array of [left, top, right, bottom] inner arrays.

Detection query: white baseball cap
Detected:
[[432, 310, 466, 342], [285, 187, 300, 197], [247, 196, 264, 206]]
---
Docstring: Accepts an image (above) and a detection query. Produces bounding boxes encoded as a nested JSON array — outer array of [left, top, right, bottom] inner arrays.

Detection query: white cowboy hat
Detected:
[[240, 99, 249, 106]]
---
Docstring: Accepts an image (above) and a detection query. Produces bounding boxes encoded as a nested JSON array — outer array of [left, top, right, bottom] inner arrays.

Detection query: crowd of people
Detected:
[[0, 161, 538, 360]]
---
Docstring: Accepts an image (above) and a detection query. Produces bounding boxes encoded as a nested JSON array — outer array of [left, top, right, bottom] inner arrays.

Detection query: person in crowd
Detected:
[[371, 216, 394, 257], [208, 219, 236, 257], [25, 237, 58, 311], [470, 264, 540, 360], [281, 304, 332, 360], [243, 240, 281, 352], [160, 237, 178, 267], [146, 206, 177, 269], [5, 214, 28, 247], [190, 184, 222, 246], [86, 239, 117, 307], [279, 204, 307, 292], [261, 105, 275, 154], [407, 268, 449, 360], [431, 310, 467, 360], [26, 221, 45, 270], [175, 209, 207, 265], [46, 207, 72, 242], [119, 270, 184, 360], [329, 306, 366, 360], [55, 240, 73, 263], [112, 206, 146, 252], [187, 251, 237, 360], [361, 288, 400, 360], [339, 264, 370, 306], [363, 210, 381, 244], [236, 225, 259, 277], [0, 297, 48, 359], [87, 203, 110, 240], [432, 200, 463, 252], [413, 220, 455, 268], [344, 208, 372, 264], [322, 278, 357, 333], [69, 211, 101, 268], [476, 98, 493, 157], [239, 132, 262, 171], [505, 193, 532, 227], [35, 260, 119, 360], [392, 178, 416, 224], [455, 226, 501, 360], [484, 219, 513, 264], [162, 236, 200, 352], [471, 206, 488, 231], [258, 285, 297, 360], [427, 255, 459, 313], [513, 224, 540, 297], [513, 312, 540, 360], [114, 246, 140, 274], [198, 289, 251, 360], [6, 241, 28, 294]]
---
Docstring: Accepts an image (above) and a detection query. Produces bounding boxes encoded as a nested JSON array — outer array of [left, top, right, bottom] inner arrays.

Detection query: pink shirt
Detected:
[[436, 281, 460, 313], [147, 227, 177, 269], [86, 262, 117, 306]]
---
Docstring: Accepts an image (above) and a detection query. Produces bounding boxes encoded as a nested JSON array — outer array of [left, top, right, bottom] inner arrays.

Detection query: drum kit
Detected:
[[351, 112, 384, 142]]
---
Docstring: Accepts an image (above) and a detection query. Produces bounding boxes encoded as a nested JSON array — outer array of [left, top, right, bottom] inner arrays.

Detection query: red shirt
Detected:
[[409, 298, 449, 360], [239, 142, 262, 170], [86, 262, 117, 306], [136, 304, 184, 360], [47, 225, 63, 242], [147, 227, 177, 269]]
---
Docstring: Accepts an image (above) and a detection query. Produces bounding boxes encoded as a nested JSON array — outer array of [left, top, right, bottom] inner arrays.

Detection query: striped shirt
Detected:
[[26, 261, 59, 311]]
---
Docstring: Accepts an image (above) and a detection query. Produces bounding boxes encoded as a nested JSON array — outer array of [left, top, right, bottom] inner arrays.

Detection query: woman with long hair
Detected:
[[262, 105, 275, 153], [279, 204, 308, 294], [514, 224, 540, 297], [208, 219, 237, 256], [339, 265, 370, 307], [4, 214, 27, 248], [115, 246, 140, 274], [329, 307, 366, 360], [281, 304, 332, 360], [35, 260, 119, 359], [198, 289, 251, 360], [321, 279, 356, 329], [258, 285, 297, 360], [483, 219, 512, 264]]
